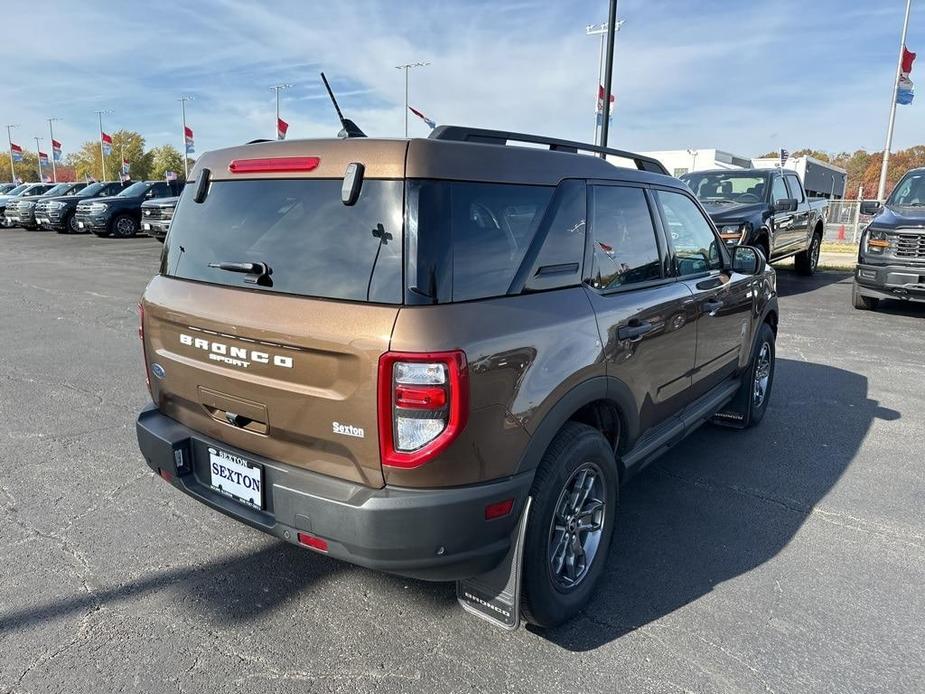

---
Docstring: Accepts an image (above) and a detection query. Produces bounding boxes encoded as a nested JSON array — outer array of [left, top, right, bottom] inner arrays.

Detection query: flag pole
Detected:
[[598, 0, 619, 154], [47, 118, 59, 183], [95, 110, 109, 181], [877, 0, 913, 201], [5, 124, 17, 182], [270, 84, 292, 140], [179, 96, 192, 179], [34, 137, 43, 182]]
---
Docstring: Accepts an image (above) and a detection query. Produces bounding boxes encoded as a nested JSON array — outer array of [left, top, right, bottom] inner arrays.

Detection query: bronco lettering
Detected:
[[180, 333, 293, 368]]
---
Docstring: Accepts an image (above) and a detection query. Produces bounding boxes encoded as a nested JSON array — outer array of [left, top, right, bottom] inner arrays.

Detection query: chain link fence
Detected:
[[819, 199, 878, 248]]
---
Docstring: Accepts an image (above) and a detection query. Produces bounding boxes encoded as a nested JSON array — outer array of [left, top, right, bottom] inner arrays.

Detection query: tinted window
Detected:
[[771, 176, 789, 203], [785, 175, 804, 202], [119, 182, 152, 197], [526, 180, 586, 291], [681, 171, 769, 204], [162, 179, 404, 303], [589, 186, 661, 290], [889, 171, 925, 206], [656, 190, 722, 276]]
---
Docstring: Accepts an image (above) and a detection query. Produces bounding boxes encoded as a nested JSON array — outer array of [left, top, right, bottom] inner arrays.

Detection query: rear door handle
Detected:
[[618, 320, 655, 342], [702, 299, 724, 315]]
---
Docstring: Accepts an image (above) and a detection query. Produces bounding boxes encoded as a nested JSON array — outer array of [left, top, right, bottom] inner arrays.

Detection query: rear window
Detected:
[[161, 179, 404, 303]]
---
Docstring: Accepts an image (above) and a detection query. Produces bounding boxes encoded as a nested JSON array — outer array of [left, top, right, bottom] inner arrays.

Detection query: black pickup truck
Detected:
[[854, 167, 925, 310], [681, 168, 827, 275], [76, 180, 182, 238]]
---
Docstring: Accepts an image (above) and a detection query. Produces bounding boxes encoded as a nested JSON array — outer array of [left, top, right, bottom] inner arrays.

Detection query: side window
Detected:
[[149, 183, 167, 198], [449, 182, 553, 302], [589, 186, 662, 291], [771, 176, 790, 203], [526, 180, 586, 291], [656, 190, 722, 276], [785, 175, 804, 203]]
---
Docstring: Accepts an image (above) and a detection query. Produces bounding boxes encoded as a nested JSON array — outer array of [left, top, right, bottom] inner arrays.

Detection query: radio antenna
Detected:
[[321, 72, 366, 138]]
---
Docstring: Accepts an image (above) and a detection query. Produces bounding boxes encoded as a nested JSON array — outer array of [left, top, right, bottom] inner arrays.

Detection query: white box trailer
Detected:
[[640, 149, 752, 178], [752, 156, 847, 199]]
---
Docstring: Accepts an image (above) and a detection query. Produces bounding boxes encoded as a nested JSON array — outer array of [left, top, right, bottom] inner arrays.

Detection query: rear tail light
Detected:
[[378, 351, 468, 469]]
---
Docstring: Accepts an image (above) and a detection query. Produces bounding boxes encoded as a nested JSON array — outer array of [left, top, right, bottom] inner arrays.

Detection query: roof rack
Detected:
[[429, 125, 668, 175]]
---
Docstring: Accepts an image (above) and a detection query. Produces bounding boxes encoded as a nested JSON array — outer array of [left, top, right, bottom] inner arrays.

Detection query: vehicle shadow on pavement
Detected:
[[0, 539, 453, 634], [535, 358, 900, 651], [774, 269, 852, 297]]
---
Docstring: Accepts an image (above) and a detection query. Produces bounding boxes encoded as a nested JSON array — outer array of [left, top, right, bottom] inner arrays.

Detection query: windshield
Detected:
[[887, 171, 925, 206], [162, 179, 404, 303], [42, 183, 71, 197], [77, 182, 106, 197], [6, 184, 29, 196], [118, 181, 152, 197], [680, 172, 770, 204]]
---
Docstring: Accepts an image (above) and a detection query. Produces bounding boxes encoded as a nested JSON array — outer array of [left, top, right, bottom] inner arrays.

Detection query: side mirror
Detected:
[[773, 198, 798, 213], [860, 200, 882, 216], [731, 245, 766, 275]]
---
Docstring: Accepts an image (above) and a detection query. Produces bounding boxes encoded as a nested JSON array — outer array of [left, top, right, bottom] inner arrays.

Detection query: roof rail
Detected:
[[428, 125, 669, 175]]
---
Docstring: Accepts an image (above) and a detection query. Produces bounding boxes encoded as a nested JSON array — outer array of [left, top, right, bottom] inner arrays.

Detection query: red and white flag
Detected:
[[277, 117, 289, 140], [101, 131, 113, 156]]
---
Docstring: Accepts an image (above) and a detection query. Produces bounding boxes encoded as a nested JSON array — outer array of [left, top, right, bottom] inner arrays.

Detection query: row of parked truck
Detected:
[[0, 179, 181, 240]]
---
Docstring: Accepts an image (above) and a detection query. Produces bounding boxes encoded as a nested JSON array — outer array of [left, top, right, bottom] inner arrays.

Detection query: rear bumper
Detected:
[[136, 404, 532, 581], [855, 262, 925, 303]]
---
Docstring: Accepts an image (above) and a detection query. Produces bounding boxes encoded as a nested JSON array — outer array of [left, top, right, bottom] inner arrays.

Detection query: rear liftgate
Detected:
[[456, 497, 531, 630]]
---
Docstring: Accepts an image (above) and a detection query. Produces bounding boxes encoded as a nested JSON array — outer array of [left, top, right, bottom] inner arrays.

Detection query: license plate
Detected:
[[78, 221, 84, 228], [208, 447, 263, 509], [37, 217, 48, 224], [142, 223, 151, 230]]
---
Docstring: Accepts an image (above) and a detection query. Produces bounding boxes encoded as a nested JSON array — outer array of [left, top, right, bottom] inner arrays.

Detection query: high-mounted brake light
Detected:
[[378, 351, 468, 469], [228, 156, 320, 174]]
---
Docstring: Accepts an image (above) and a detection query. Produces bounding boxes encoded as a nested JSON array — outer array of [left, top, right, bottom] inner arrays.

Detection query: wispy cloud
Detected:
[[2, 0, 922, 161]]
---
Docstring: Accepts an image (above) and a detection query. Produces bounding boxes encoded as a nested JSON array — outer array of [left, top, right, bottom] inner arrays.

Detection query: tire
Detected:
[[521, 422, 618, 628], [852, 284, 879, 311], [111, 214, 138, 238], [740, 322, 776, 428], [795, 233, 821, 275], [57, 212, 79, 234], [756, 238, 770, 263]]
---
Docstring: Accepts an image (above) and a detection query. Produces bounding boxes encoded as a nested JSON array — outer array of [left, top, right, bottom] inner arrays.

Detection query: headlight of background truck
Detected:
[[718, 222, 749, 244], [864, 227, 892, 254]]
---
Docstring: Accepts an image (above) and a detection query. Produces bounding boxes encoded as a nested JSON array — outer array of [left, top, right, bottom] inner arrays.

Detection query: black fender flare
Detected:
[[513, 376, 640, 478]]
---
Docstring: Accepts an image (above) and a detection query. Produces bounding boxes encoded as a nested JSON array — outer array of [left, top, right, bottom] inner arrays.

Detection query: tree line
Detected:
[[6, 130, 189, 183], [758, 146, 925, 199]]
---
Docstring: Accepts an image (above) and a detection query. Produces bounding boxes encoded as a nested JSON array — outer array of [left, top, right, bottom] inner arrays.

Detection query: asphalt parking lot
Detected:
[[1, 228, 923, 694]]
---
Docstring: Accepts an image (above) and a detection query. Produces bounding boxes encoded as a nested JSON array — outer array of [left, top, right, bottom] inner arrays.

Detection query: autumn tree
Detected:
[[148, 145, 185, 180], [65, 130, 151, 182]]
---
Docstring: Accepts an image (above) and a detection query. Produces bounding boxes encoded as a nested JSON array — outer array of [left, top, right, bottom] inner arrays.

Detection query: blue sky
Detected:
[[3, 0, 923, 160]]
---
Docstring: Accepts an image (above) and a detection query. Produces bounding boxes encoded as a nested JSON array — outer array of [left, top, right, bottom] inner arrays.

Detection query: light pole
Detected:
[[270, 84, 292, 140], [394, 62, 430, 137], [687, 148, 698, 173], [179, 96, 194, 179], [34, 137, 44, 182], [586, 18, 624, 146], [877, 0, 913, 201], [5, 124, 18, 182], [95, 110, 112, 181], [47, 117, 60, 183], [599, 0, 620, 154]]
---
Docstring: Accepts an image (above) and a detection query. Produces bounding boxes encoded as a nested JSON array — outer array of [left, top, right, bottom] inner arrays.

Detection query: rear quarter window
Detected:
[[160, 179, 404, 303]]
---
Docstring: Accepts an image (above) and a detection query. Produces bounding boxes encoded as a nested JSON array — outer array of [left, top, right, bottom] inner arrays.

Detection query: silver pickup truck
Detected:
[[681, 168, 827, 275]]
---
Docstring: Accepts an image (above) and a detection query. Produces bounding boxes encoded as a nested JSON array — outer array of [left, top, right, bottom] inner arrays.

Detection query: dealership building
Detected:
[[641, 149, 848, 199]]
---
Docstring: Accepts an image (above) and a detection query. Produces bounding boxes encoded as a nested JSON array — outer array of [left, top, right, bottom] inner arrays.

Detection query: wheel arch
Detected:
[[514, 376, 639, 479]]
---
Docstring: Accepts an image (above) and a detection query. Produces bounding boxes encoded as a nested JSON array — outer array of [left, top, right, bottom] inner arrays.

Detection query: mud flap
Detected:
[[456, 496, 532, 630], [712, 377, 750, 429]]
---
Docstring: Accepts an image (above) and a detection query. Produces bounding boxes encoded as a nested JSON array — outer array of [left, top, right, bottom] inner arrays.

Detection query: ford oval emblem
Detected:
[[151, 363, 166, 379]]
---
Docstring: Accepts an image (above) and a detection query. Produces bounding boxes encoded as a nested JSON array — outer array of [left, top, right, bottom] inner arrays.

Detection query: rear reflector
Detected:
[[484, 498, 514, 520], [297, 532, 329, 552], [228, 156, 320, 174], [158, 468, 173, 483]]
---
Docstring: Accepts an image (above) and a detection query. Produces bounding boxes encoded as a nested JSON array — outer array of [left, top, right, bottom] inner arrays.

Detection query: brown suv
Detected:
[[136, 127, 778, 627]]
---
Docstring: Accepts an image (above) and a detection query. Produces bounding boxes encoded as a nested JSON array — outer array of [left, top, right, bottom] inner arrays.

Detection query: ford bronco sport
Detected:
[[136, 126, 778, 628]]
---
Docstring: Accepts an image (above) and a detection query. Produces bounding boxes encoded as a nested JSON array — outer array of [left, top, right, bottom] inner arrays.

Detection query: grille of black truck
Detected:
[[894, 231, 925, 259]]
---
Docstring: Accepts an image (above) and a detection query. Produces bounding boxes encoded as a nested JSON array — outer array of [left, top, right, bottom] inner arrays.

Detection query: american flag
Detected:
[[779, 149, 790, 167]]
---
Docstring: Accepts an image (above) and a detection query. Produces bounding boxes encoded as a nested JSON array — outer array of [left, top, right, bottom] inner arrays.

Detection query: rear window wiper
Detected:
[[208, 261, 273, 286]]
